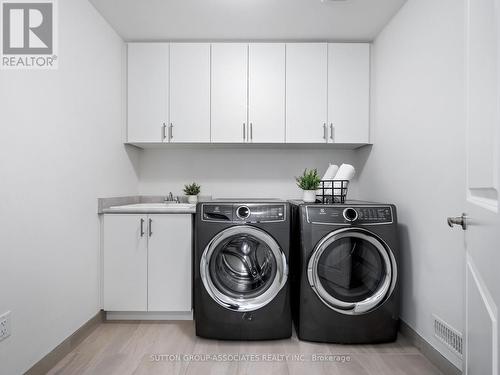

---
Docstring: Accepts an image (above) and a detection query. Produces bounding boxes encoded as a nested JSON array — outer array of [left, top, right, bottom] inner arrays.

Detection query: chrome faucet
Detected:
[[165, 192, 178, 203]]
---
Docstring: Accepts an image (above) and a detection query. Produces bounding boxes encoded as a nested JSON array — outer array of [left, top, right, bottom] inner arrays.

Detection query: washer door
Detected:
[[201, 226, 288, 312], [307, 228, 397, 315]]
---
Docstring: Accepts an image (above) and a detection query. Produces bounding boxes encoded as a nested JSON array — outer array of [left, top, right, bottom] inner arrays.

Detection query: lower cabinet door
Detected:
[[147, 214, 192, 311], [103, 215, 148, 311]]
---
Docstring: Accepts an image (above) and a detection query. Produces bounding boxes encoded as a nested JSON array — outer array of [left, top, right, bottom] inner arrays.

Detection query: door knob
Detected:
[[447, 213, 468, 230]]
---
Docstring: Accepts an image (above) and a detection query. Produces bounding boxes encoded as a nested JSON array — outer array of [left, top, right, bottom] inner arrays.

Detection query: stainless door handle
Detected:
[[250, 123, 253, 141], [243, 123, 246, 141], [447, 213, 468, 230], [323, 123, 327, 140], [330, 124, 335, 141], [162, 123, 167, 141], [140, 218, 145, 237], [169, 123, 173, 141], [148, 218, 153, 237]]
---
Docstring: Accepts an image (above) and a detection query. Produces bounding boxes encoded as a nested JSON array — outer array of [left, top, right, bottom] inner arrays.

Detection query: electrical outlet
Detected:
[[0, 311, 11, 342]]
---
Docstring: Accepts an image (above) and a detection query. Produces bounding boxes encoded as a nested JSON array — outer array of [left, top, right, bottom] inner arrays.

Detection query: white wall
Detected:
[[358, 0, 465, 368], [0, 0, 139, 373], [139, 147, 360, 200]]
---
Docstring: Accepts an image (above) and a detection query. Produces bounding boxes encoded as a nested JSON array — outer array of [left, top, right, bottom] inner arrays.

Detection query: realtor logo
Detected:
[[1, 0, 58, 69]]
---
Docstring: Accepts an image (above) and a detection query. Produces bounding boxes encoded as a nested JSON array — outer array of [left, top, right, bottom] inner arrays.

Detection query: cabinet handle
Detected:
[[330, 124, 335, 141], [162, 123, 167, 141], [140, 218, 145, 237], [250, 123, 253, 141], [323, 123, 327, 140], [243, 123, 246, 141], [169, 123, 174, 141], [148, 218, 153, 237]]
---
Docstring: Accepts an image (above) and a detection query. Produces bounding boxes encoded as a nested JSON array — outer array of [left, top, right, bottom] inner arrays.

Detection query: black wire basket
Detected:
[[316, 180, 349, 204]]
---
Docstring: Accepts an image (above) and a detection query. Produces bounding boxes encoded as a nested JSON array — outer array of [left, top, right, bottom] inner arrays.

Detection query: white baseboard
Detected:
[[105, 311, 193, 321], [26, 310, 104, 375], [399, 320, 462, 375]]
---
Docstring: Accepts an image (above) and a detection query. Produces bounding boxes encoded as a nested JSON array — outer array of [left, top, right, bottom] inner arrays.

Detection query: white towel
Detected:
[[317, 164, 339, 195], [333, 164, 356, 196]]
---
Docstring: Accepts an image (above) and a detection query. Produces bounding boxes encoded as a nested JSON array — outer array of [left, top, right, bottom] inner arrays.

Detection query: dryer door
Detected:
[[201, 226, 288, 312], [307, 227, 397, 315]]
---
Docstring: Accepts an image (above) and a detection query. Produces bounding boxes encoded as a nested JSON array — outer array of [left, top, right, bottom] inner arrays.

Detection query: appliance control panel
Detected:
[[202, 204, 286, 223], [306, 206, 393, 224], [202, 204, 234, 222]]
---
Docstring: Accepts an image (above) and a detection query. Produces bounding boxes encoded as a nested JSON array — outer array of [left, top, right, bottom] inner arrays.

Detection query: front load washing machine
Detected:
[[195, 200, 291, 340], [290, 201, 400, 344]]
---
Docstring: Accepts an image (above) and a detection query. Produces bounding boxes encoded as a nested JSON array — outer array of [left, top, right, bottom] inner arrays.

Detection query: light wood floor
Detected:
[[47, 321, 443, 375]]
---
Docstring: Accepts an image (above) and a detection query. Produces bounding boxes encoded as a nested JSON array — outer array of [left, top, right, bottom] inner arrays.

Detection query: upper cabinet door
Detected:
[[127, 43, 169, 143], [248, 43, 286, 143], [169, 43, 211, 143], [211, 43, 248, 143], [328, 43, 370, 144], [286, 43, 328, 143]]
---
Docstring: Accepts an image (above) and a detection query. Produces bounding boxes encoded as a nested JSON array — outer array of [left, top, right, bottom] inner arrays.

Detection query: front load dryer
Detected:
[[290, 202, 400, 344]]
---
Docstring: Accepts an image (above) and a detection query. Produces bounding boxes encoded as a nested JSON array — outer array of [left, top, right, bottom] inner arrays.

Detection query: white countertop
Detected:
[[103, 203, 196, 214]]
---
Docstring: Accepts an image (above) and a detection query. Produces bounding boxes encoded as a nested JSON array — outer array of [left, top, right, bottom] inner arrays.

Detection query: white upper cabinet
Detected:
[[248, 43, 286, 143], [128, 43, 169, 143], [286, 43, 328, 143], [211, 43, 249, 143], [169, 43, 211, 143], [328, 43, 370, 143], [127, 42, 370, 146]]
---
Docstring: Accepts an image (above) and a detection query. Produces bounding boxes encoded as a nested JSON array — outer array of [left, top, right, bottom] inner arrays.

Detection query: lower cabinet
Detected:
[[103, 214, 192, 312]]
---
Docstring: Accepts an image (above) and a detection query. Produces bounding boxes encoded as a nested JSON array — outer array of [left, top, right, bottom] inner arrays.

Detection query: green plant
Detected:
[[295, 169, 321, 190], [183, 182, 201, 196]]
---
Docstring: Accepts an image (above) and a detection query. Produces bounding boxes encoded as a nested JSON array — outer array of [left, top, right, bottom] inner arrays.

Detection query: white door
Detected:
[[286, 43, 328, 143], [147, 215, 192, 312], [211, 43, 248, 143], [248, 43, 286, 143], [169, 43, 211, 143], [328, 43, 370, 144], [127, 43, 169, 143], [461, 0, 500, 374], [103, 215, 148, 311]]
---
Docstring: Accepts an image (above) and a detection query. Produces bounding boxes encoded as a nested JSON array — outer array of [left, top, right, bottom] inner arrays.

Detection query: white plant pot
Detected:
[[187, 195, 198, 204], [302, 190, 317, 203]]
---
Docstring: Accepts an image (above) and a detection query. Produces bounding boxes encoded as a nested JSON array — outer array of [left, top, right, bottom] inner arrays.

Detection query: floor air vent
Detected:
[[433, 315, 463, 357]]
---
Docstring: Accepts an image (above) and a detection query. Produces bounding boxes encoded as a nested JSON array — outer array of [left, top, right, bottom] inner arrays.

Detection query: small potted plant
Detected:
[[296, 169, 321, 203], [183, 182, 201, 204]]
